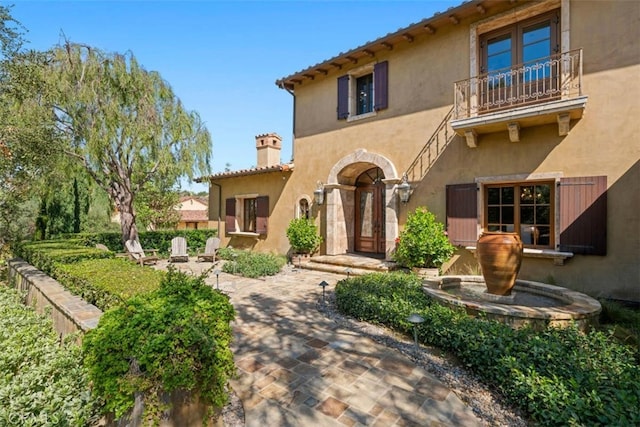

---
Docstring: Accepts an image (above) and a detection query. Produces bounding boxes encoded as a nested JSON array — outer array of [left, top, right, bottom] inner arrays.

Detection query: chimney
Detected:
[[255, 133, 282, 168]]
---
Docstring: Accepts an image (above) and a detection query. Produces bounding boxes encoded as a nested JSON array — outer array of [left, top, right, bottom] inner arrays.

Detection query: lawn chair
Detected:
[[125, 239, 159, 266], [197, 237, 220, 262], [169, 236, 189, 263]]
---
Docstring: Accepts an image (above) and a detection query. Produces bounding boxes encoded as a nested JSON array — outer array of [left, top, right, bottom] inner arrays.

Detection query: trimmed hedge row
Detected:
[[335, 273, 640, 426], [75, 229, 217, 255], [54, 258, 164, 311]]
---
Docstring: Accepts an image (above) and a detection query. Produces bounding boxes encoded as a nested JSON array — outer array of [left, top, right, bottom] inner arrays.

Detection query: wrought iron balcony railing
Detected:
[[453, 49, 583, 120]]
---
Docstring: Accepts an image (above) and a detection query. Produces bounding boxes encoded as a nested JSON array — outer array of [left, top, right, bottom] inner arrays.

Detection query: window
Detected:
[[446, 176, 607, 255], [298, 198, 310, 219], [337, 61, 388, 120], [485, 183, 552, 248], [479, 10, 560, 110], [243, 198, 257, 232], [225, 195, 269, 235]]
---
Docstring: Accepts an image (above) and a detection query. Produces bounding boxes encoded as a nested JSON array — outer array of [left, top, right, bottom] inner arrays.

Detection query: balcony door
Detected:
[[355, 167, 386, 254], [480, 10, 559, 111]]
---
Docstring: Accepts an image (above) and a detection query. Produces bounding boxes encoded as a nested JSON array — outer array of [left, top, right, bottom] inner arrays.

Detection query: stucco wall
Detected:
[[210, 0, 639, 302]]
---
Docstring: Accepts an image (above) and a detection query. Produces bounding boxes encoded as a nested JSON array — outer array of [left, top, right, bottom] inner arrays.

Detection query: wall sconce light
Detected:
[[397, 174, 411, 204], [314, 181, 325, 205]]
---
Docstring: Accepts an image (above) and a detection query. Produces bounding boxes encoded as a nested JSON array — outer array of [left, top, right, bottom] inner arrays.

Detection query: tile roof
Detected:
[[180, 210, 208, 222], [196, 163, 294, 181]]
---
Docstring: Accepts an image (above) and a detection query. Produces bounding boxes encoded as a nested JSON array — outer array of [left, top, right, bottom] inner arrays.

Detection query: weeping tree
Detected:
[[30, 42, 211, 244], [0, 7, 61, 248]]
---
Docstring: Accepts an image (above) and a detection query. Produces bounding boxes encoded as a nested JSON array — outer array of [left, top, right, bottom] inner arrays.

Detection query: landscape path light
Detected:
[[318, 280, 329, 303], [214, 269, 220, 290], [407, 313, 425, 353]]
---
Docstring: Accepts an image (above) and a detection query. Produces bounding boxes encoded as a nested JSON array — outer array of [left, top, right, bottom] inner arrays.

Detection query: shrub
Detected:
[[54, 258, 165, 310], [222, 250, 286, 278], [83, 268, 236, 424], [335, 273, 640, 426], [393, 207, 454, 269], [286, 218, 322, 254], [0, 286, 101, 425]]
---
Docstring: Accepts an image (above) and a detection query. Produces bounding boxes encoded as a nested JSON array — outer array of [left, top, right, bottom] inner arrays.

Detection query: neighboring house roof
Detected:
[[179, 195, 208, 205], [197, 163, 294, 181], [180, 210, 208, 222], [276, 0, 508, 89]]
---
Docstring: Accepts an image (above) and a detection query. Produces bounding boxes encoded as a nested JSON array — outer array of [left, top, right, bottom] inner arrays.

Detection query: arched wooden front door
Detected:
[[354, 167, 386, 254]]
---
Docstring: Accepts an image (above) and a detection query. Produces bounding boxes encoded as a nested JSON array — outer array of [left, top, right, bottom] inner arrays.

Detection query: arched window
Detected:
[[298, 198, 310, 219]]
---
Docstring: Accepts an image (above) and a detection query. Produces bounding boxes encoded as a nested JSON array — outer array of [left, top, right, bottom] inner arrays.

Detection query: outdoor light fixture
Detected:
[[314, 181, 325, 205], [397, 174, 411, 204], [318, 280, 329, 303], [214, 269, 220, 289], [345, 267, 353, 279], [407, 313, 425, 353]]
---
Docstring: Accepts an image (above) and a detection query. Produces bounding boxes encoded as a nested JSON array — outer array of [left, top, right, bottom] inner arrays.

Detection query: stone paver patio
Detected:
[[156, 259, 483, 427]]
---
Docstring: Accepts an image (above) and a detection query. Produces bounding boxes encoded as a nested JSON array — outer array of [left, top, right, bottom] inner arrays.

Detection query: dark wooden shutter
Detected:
[[559, 176, 607, 255], [374, 61, 388, 111], [446, 183, 478, 246], [337, 75, 349, 120], [256, 196, 269, 235], [225, 198, 236, 233]]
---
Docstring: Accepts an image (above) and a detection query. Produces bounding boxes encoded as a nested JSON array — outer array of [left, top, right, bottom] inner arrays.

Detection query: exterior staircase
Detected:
[[403, 106, 456, 187], [294, 254, 396, 277]]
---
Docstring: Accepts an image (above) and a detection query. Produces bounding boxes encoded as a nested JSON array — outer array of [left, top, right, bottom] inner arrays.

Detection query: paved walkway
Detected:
[[157, 259, 483, 427]]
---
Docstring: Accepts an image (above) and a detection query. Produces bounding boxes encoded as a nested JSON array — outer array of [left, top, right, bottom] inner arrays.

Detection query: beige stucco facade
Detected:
[[204, 0, 639, 303]]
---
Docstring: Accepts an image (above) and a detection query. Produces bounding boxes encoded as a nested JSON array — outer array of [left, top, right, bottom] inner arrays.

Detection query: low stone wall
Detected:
[[7, 258, 102, 339]]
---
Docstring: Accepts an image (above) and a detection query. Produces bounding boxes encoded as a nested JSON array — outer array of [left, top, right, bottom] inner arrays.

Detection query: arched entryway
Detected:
[[355, 167, 386, 254], [322, 149, 401, 260]]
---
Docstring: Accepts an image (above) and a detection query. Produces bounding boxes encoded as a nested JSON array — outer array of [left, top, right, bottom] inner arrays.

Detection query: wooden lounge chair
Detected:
[[169, 236, 189, 263], [125, 239, 159, 266], [197, 237, 220, 262]]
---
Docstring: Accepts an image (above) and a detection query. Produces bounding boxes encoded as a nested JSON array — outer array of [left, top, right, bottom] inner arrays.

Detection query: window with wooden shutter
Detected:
[[256, 196, 269, 235], [558, 176, 607, 255], [337, 75, 349, 120], [374, 61, 388, 111], [225, 198, 236, 233], [446, 183, 478, 246]]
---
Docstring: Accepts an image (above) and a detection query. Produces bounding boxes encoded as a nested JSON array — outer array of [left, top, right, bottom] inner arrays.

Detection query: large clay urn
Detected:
[[476, 232, 523, 296]]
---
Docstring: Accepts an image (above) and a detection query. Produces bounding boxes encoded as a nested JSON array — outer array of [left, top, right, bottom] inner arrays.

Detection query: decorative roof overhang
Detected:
[[275, 0, 528, 90]]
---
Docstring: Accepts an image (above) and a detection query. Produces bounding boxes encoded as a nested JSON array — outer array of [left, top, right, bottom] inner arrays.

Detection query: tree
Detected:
[[33, 42, 211, 244], [0, 7, 58, 248]]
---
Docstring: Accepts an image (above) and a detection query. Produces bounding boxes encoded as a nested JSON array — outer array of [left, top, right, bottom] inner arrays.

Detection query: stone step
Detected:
[[296, 261, 378, 277]]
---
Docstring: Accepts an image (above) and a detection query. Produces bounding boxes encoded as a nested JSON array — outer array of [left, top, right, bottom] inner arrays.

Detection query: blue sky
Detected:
[[11, 0, 459, 192]]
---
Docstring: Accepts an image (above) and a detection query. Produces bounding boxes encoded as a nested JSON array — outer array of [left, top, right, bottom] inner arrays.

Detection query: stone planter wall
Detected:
[[7, 258, 102, 340]]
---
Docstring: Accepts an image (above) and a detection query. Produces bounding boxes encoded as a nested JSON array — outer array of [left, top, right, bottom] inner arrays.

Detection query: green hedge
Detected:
[[76, 229, 217, 255], [335, 273, 640, 426], [13, 240, 114, 276], [54, 258, 165, 311], [0, 286, 101, 425]]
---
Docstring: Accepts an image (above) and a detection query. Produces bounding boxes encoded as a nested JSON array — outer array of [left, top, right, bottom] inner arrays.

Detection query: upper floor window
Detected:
[[337, 61, 388, 121], [479, 10, 560, 111]]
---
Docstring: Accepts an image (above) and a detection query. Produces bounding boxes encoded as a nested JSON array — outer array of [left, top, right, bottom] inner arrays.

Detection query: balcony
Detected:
[[451, 49, 587, 147]]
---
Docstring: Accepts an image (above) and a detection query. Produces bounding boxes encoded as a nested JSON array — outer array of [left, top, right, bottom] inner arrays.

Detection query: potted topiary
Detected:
[[286, 218, 322, 263], [393, 207, 454, 278]]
